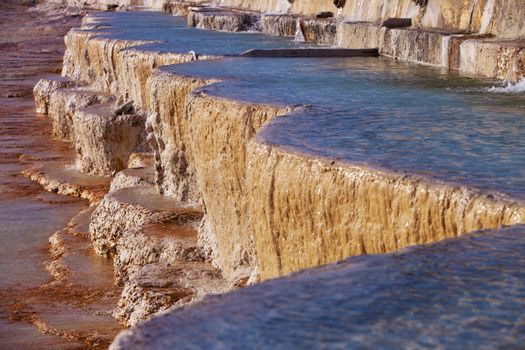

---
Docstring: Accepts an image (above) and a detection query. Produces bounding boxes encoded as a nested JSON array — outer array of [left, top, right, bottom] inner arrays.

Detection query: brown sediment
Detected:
[[0, 1, 122, 348]]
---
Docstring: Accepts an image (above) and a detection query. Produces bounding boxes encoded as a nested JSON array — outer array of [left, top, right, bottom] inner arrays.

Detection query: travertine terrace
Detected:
[[23, 0, 525, 346]]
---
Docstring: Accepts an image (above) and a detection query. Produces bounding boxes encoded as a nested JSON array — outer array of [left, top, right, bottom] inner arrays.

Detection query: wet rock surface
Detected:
[[188, 8, 261, 32], [48, 87, 115, 141], [112, 225, 525, 349], [90, 184, 202, 258], [23, 161, 111, 204], [73, 101, 146, 176], [33, 76, 76, 114], [113, 219, 205, 285], [114, 261, 227, 326], [109, 165, 156, 192]]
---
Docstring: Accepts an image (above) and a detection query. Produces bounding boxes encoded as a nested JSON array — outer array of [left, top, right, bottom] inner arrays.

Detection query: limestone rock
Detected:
[[33, 76, 75, 114], [48, 87, 115, 141], [113, 218, 205, 285], [127, 152, 155, 169], [109, 166, 156, 193], [113, 261, 227, 327], [261, 14, 297, 37], [188, 9, 262, 32], [89, 185, 202, 258], [22, 161, 111, 204], [73, 101, 146, 176]]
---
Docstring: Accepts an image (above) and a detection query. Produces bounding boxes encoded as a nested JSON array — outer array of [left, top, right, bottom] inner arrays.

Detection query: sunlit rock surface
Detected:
[[112, 219, 205, 285], [48, 87, 115, 141], [22, 161, 111, 204], [52, 10, 524, 286], [73, 102, 146, 176], [89, 184, 202, 258], [163, 56, 525, 279], [110, 166, 156, 192], [182, 0, 525, 81], [33, 76, 75, 114], [114, 261, 227, 326]]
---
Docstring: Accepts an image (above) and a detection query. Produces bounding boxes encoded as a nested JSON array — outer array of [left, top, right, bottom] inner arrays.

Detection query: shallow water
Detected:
[[167, 57, 525, 199], [119, 225, 525, 349], [85, 11, 312, 55], [0, 3, 120, 348]]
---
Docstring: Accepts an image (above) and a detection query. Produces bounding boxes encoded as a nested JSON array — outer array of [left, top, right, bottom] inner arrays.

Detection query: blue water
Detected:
[[85, 11, 311, 55], [166, 57, 525, 199], [118, 225, 525, 349]]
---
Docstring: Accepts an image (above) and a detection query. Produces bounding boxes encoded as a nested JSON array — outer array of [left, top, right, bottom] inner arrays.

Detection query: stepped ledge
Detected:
[[26, 0, 525, 346]]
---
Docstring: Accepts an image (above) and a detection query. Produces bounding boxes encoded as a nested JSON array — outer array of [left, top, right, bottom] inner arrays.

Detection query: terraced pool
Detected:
[[167, 56, 525, 199]]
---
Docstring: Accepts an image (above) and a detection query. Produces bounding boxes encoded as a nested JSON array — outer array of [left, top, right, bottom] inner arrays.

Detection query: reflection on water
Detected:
[[85, 11, 313, 55], [168, 57, 525, 199], [118, 225, 525, 349]]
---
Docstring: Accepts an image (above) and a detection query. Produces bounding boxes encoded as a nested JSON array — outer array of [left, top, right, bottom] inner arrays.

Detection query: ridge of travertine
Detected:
[[154, 75, 524, 280], [49, 0, 525, 81], [32, 0, 525, 334], [47, 0, 525, 42], [44, 0, 519, 278], [186, 2, 524, 82]]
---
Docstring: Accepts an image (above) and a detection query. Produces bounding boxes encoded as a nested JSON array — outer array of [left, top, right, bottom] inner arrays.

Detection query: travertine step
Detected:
[[12, 206, 123, 349], [48, 87, 115, 141], [164, 0, 211, 16], [22, 161, 111, 204], [73, 102, 146, 176], [46, 207, 118, 287], [33, 76, 75, 114], [30, 305, 121, 350], [260, 13, 298, 37], [110, 166, 156, 193], [242, 48, 380, 58], [90, 185, 203, 259], [67, 206, 94, 239], [113, 261, 227, 327], [113, 218, 206, 285], [188, 7, 261, 32], [299, 17, 338, 45], [127, 152, 155, 169]]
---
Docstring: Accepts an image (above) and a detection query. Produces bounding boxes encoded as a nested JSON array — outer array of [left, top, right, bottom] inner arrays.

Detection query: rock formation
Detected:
[[28, 0, 524, 337]]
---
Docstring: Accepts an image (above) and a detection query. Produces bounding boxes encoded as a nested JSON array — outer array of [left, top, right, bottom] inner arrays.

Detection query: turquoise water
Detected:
[[167, 57, 525, 199], [119, 225, 525, 349], [85, 12, 311, 55]]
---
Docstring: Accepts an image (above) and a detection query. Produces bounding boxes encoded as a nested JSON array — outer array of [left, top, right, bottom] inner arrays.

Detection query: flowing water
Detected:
[[84, 11, 525, 199]]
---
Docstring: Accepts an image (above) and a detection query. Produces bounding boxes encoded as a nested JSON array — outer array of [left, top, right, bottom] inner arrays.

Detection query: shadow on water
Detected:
[[119, 225, 525, 349]]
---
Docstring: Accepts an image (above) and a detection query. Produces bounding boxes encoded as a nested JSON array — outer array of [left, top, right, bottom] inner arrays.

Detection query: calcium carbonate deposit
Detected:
[[1, 0, 524, 348]]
